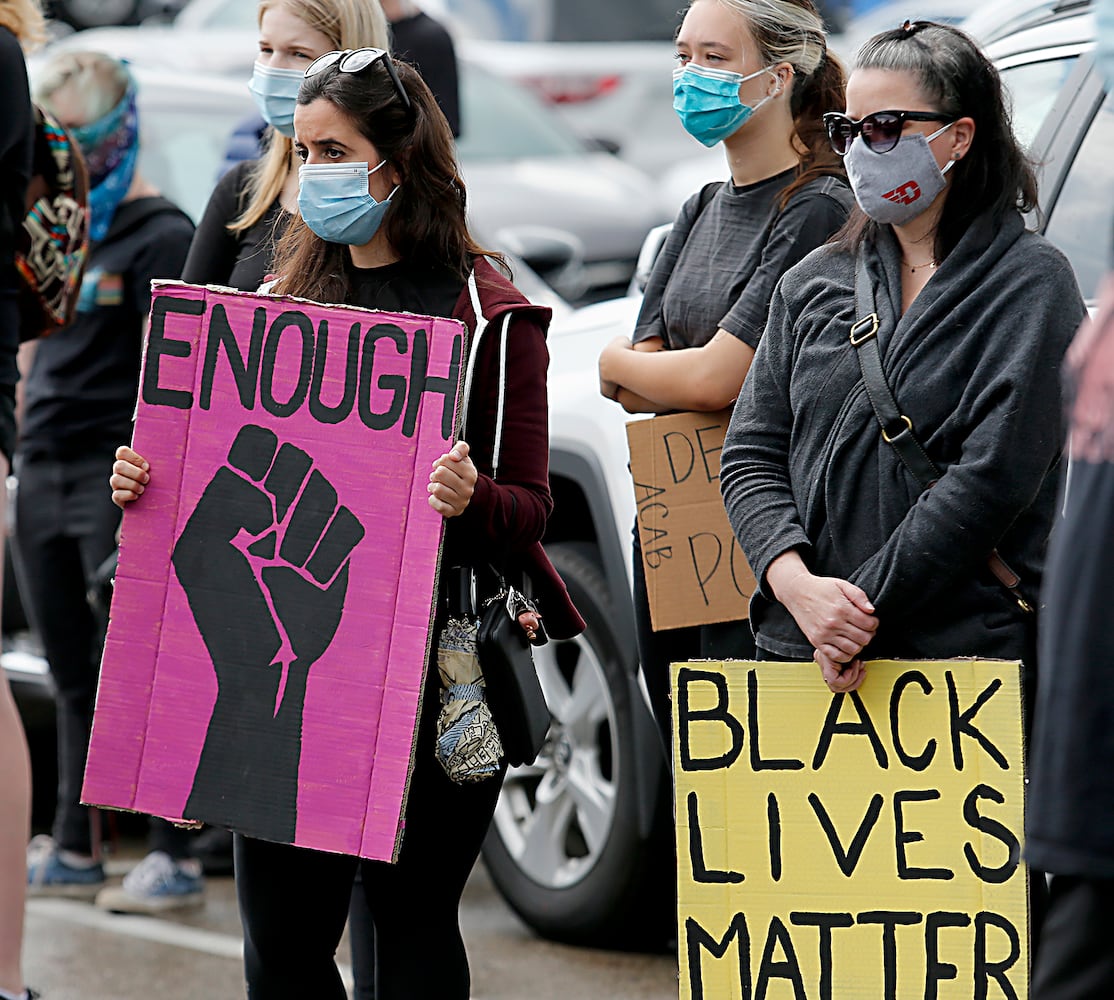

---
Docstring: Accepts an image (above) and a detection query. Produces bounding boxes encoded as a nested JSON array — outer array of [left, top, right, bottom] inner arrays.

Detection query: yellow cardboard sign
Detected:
[[672, 660, 1028, 1000], [626, 410, 756, 631]]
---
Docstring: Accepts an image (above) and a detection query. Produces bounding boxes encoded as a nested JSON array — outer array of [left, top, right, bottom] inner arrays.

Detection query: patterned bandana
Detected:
[[70, 81, 139, 242]]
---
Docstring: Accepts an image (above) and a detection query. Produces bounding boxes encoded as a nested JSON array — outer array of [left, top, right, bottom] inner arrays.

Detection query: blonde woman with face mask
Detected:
[[181, 0, 389, 293]]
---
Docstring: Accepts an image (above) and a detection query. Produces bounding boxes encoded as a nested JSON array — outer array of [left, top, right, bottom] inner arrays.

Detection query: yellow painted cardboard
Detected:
[[626, 410, 756, 631], [672, 660, 1028, 1000]]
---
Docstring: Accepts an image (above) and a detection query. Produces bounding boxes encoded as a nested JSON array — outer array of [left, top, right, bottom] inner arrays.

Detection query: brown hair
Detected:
[[695, 0, 847, 206], [270, 58, 500, 302], [228, 0, 390, 234], [833, 21, 1038, 260]]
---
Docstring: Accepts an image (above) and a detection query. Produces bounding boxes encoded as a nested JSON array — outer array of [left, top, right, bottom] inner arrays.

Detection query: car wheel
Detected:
[[482, 542, 672, 949]]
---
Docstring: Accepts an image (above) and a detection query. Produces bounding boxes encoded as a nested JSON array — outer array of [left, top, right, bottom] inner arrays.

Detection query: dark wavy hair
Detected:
[[834, 20, 1038, 259], [271, 57, 502, 302]]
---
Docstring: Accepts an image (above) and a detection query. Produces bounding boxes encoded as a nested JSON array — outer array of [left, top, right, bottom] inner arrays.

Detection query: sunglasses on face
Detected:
[[304, 48, 412, 110], [823, 109, 956, 155]]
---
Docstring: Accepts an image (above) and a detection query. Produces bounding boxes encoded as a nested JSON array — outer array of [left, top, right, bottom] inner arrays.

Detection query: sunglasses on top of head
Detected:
[[823, 109, 956, 156], [304, 47, 412, 110]]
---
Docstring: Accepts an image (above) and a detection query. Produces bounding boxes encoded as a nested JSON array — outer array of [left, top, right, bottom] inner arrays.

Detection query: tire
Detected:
[[482, 542, 673, 949]]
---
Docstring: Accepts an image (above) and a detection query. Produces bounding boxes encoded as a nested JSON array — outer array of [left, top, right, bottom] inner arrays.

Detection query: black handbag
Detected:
[[477, 582, 550, 767]]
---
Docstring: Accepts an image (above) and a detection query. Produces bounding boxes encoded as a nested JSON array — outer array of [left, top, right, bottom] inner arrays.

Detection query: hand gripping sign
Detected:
[[82, 282, 465, 861]]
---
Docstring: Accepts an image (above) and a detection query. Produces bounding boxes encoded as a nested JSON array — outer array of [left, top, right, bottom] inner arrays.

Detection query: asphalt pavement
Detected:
[[23, 848, 678, 999]]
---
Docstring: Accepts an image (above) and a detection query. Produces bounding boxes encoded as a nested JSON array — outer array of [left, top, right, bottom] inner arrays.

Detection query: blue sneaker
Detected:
[[26, 835, 105, 899], [94, 850, 205, 914]]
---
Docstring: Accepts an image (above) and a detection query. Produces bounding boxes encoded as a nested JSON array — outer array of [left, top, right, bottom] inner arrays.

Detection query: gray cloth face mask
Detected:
[[845, 123, 955, 226]]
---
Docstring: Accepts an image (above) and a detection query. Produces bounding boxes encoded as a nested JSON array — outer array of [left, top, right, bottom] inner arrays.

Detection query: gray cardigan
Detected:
[[721, 210, 1085, 665]]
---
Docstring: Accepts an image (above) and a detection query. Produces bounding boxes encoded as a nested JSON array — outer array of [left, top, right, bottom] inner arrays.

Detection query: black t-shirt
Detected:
[[20, 196, 195, 458], [633, 171, 852, 350], [0, 26, 33, 295], [349, 258, 463, 318], [390, 11, 461, 138], [182, 160, 288, 293]]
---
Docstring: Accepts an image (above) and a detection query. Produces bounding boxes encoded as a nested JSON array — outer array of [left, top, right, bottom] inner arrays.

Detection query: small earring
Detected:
[[952, 153, 961, 160]]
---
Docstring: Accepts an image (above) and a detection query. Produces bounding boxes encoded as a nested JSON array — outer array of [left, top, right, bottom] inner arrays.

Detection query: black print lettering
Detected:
[[688, 532, 722, 607], [664, 430, 696, 484], [308, 318, 360, 424], [143, 294, 203, 409], [963, 785, 1021, 884], [856, 911, 922, 1000], [358, 323, 407, 430], [260, 311, 314, 418], [889, 671, 937, 772], [729, 540, 753, 600], [974, 912, 1021, 1000], [687, 792, 745, 884], [173, 303, 463, 436], [755, 916, 806, 1000], [924, 911, 971, 1000], [677, 668, 745, 771], [685, 914, 751, 1000], [694, 422, 724, 483], [789, 912, 853, 1000], [946, 672, 1008, 771], [768, 792, 782, 882], [808, 792, 884, 877], [748, 670, 804, 771], [812, 691, 889, 770], [200, 304, 266, 411], [894, 790, 954, 881], [403, 327, 460, 440]]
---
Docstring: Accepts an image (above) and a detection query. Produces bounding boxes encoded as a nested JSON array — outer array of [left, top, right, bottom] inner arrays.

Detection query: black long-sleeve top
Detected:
[[721, 210, 1084, 664]]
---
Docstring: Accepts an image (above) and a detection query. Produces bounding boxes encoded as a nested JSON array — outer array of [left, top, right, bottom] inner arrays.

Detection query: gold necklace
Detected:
[[903, 257, 939, 274]]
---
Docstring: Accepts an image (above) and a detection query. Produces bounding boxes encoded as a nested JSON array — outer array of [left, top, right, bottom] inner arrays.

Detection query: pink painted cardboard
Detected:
[[82, 281, 465, 862]]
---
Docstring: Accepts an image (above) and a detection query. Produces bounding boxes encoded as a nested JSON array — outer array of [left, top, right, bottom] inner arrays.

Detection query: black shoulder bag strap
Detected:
[[850, 251, 1033, 613]]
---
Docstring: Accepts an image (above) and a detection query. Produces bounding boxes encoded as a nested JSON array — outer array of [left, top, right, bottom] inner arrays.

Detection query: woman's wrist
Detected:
[[766, 550, 810, 607]]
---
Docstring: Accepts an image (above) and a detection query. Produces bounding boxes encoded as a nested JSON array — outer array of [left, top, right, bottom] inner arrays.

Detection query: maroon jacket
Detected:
[[445, 257, 584, 640]]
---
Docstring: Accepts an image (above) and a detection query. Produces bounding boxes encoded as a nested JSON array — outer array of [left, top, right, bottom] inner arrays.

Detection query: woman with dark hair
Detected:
[[720, 21, 1083, 705], [596, 0, 852, 749], [111, 51, 581, 1000]]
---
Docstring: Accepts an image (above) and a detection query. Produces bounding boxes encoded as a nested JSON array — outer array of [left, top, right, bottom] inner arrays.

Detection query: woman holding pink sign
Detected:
[[111, 48, 581, 1000]]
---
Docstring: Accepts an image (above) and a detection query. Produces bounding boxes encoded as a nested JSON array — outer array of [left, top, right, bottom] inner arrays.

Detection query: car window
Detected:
[[443, 0, 682, 42], [138, 100, 249, 221], [999, 56, 1080, 149], [455, 64, 586, 161], [1044, 89, 1114, 301], [189, 1, 256, 30]]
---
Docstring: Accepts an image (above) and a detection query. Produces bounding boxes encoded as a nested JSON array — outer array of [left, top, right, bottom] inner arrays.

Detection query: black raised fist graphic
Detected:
[[174, 424, 365, 842]]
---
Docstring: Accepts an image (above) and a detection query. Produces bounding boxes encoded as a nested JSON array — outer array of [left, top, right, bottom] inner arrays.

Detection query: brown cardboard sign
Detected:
[[626, 410, 755, 631]]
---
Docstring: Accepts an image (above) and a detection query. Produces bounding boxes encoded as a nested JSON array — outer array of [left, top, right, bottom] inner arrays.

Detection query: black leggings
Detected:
[[234, 669, 504, 1000]]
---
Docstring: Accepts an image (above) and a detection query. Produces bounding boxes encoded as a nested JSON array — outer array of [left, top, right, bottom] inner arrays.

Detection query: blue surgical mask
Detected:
[[248, 61, 304, 137], [672, 62, 777, 147], [298, 160, 397, 246]]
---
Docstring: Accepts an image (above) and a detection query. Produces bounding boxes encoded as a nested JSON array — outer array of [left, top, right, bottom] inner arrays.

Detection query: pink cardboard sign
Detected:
[[82, 281, 465, 862]]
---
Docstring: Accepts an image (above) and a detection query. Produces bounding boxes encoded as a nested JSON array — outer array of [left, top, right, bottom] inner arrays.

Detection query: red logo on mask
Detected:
[[883, 181, 922, 205]]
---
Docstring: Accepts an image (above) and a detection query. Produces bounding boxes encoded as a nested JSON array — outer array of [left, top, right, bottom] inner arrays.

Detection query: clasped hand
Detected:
[[769, 554, 879, 694]]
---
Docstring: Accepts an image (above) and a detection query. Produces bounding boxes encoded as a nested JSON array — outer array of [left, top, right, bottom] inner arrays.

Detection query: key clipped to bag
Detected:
[[478, 585, 551, 767]]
